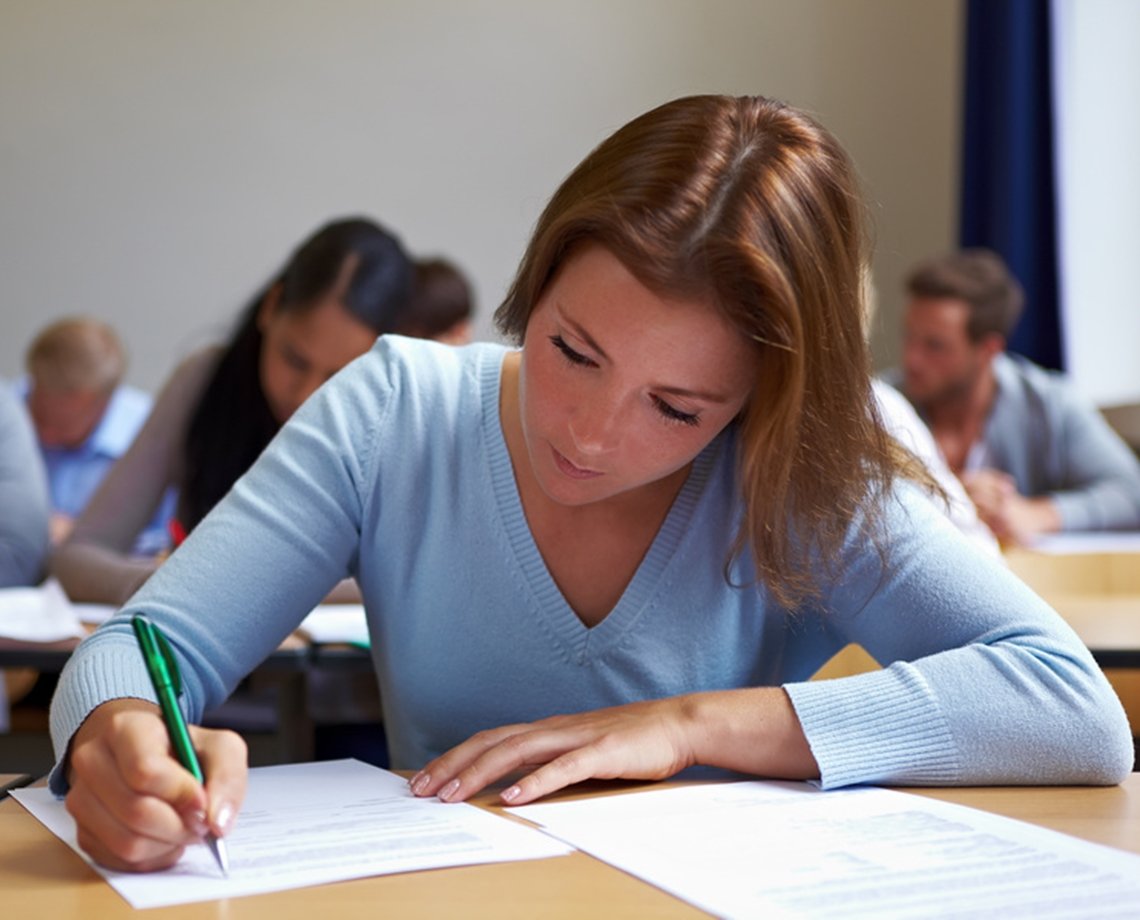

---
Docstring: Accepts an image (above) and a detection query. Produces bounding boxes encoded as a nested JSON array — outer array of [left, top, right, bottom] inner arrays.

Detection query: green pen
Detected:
[[132, 614, 230, 876]]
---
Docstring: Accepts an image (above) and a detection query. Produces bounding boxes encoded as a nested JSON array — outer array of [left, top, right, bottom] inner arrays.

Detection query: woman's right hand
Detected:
[[64, 698, 248, 872]]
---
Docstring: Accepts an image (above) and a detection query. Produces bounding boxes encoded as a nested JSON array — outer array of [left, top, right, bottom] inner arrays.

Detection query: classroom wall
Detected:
[[0, 0, 961, 392]]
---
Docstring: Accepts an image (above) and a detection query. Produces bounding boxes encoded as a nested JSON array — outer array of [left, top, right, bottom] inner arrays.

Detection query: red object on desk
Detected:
[[168, 518, 187, 549]]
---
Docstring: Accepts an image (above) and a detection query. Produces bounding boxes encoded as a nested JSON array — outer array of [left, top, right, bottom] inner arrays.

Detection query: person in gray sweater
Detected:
[[886, 248, 1140, 544], [0, 384, 50, 588], [0, 384, 52, 731]]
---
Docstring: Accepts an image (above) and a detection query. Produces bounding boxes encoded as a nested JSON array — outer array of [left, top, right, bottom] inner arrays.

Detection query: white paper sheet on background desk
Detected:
[[13, 759, 570, 909], [1025, 531, 1140, 553], [65, 599, 370, 647], [0, 579, 86, 641], [296, 604, 369, 645], [510, 780, 1140, 919]]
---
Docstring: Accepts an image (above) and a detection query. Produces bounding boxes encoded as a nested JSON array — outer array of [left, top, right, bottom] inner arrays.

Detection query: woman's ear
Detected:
[[257, 283, 284, 333]]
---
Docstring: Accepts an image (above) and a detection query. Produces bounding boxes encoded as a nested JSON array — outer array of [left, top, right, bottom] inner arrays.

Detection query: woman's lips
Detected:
[[551, 445, 603, 480]]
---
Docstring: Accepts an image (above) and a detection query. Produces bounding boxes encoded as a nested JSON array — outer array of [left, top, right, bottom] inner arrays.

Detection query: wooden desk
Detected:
[[1003, 546, 1140, 666], [0, 772, 33, 799], [1004, 546, 1140, 595], [1042, 594, 1140, 669], [811, 546, 1140, 683], [3, 775, 1138, 918], [1004, 546, 1140, 734]]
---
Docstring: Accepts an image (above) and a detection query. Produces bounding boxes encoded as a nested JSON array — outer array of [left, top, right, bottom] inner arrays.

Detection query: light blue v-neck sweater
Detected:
[[50, 337, 1133, 792]]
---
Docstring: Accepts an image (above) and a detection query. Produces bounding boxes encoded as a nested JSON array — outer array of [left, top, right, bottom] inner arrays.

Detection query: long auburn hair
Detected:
[[182, 216, 413, 530], [496, 95, 917, 608]]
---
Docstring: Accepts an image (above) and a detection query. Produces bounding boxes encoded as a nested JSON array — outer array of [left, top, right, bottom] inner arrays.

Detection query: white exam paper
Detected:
[[1026, 531, 1140, 554], [73, 602, 368, 640], [71, 602, 118, 625], [510, 781, 1140, 919], [297, 604, 370, 646], [0, 578, 86, 641], [13, 759, 570, 909]]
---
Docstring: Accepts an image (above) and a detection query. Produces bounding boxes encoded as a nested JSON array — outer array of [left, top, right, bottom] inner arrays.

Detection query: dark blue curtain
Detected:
[[959, 0, 1062, 370]]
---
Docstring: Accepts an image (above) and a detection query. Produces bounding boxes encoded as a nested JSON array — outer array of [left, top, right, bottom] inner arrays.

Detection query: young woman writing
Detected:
[[50, 96, 1131, 873]]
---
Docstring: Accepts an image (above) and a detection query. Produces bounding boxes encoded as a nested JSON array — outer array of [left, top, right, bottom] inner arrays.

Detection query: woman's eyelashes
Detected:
[[652, 396, 700, 427], [549, 334, 700, 427], [549, 334, 594, 367]]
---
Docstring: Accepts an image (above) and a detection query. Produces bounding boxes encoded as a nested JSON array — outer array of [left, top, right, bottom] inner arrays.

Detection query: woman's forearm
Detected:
[[683, 687, 819, 780]]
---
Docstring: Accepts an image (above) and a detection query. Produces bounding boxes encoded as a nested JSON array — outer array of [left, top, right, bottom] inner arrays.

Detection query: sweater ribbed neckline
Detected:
[[478, 347, 720, 661]]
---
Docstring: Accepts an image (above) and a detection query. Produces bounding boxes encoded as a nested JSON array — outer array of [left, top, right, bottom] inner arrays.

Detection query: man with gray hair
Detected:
[[17, 317, 164, 547], [886, 248, 1140, 544]]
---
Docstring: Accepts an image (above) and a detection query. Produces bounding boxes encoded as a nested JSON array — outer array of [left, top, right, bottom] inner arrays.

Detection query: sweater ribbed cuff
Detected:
[[47, 641, 158, 797], [785, 663, 962, 789]]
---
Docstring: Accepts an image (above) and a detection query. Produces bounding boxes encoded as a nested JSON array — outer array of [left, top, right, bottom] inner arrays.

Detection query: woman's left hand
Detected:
[[409, 697, 701, 806]]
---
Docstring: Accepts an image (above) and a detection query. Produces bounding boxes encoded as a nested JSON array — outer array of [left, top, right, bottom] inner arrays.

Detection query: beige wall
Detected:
[[0, 0, 960, 391]]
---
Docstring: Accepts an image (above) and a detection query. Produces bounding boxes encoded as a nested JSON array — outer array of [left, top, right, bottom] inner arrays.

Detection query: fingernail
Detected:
[[501, 785, 521, 804], [190, 808, 209, 837], [410, 772, 430, 796], [213, 802, 234, 835], [438, 778, 460, 802]]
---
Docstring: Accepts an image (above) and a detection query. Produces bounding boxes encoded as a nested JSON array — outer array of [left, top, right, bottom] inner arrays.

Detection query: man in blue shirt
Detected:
[[17, 317, 169, 552]]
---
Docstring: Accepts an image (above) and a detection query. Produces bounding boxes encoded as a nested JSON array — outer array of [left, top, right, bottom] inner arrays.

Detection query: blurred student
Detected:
[[17, 317, 165, 548], [0, 386, 51, 731], [864, 273, 997, 554], [888, 249, 1140, 544], [0, 385, 50, 587], [395, 257, 475, 345], [52, 216, 414, 605], [872, 380, 999, 555]]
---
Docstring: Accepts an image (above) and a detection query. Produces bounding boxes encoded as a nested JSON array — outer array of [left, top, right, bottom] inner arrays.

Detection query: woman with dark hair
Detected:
[[53, 216, 414, 604], [394, 257, 475, 345], [52, 96, 1130, 873]]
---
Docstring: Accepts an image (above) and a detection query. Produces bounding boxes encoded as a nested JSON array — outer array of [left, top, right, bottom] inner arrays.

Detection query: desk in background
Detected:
[[3, 775, 1139, 919], [0, 636, 313, 775], [818, 544, 1140, 733], [1005, 542, 1140, 740], [1004, 542, 1140, 597]]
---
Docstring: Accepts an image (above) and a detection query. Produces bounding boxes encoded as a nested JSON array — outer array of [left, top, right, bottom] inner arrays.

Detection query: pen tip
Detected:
[[207, 834, 230, 877]]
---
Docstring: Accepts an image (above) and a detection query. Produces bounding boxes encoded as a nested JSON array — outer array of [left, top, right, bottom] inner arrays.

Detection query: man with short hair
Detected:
[[886, 248, 1140, 544], [17, 317, 163, 547]]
